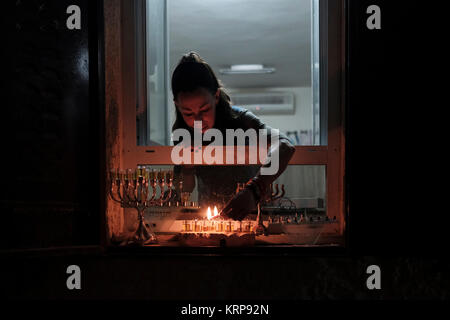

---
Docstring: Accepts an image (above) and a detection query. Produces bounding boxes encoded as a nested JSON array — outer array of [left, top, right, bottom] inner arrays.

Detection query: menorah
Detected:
[[109, 167, 175, 245], [266, 183, 286, 204], [254, 183, 285, 236]]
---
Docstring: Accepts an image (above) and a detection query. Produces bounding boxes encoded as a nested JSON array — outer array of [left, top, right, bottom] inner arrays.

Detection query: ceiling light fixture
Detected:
[[219, 64, 275, 75]]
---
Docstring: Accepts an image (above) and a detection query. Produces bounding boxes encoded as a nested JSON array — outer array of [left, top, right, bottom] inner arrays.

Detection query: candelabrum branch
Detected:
[[271, 184, 280, 198], [109, 179, 122, 203], [149, 179, 157, 204], [162, 182, 173, 204], [131, 179, 140, 203], [272, 184, 285, 201], [142, 179, 149, 206], [156, 171, 166, 205]]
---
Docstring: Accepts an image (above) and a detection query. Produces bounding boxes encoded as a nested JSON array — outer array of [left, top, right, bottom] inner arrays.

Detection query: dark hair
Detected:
[[171, 52, 237, 131]]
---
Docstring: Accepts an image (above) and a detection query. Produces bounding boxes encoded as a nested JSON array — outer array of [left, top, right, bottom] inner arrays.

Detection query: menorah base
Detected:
[[112, 222, 158, 246], [253, 223, 268, 236], [129, 220, 158, 245]]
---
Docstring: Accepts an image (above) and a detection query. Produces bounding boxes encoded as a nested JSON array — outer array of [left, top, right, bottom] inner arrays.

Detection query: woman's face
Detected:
[[175, 88, 219, 133]]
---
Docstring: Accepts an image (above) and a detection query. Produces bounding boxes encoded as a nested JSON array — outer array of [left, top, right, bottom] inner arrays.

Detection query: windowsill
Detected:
[[0, 245, 105, 258], [104, 244, 346, 257], [104, 232, 345, 257]]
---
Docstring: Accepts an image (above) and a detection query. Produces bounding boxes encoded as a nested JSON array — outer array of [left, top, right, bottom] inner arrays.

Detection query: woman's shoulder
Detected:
[[230, 105, 249, 116], [230, 105, 264, 129]]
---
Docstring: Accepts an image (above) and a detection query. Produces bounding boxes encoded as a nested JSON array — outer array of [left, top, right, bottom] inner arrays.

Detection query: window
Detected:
[[139, 0, 327, 147], [105, 0, 345, 246]]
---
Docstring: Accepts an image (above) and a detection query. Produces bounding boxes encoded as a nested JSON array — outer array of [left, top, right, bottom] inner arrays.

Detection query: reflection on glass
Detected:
[[311, 0, 321, 145], [141, 0, 168, 145]]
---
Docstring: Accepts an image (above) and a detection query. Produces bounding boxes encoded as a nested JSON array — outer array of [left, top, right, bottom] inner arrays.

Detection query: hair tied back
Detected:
[[180, 51, 202, 64]]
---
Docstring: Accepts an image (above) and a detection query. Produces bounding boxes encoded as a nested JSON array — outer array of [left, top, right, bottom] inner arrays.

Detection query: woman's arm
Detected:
[[251, 133, 296, 198], [220, 110, 296, 220]]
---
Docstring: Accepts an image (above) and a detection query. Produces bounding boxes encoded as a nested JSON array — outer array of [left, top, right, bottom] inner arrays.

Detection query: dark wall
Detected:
[[346, 0, 445, 256], [2, 0, 104, 249]]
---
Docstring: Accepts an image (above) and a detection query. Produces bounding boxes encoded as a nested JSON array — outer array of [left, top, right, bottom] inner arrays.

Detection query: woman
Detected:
[[172, 52, 295, 220]]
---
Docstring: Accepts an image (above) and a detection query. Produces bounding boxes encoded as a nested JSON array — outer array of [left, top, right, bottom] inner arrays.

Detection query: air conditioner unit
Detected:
[[230, 92, 295, 115]]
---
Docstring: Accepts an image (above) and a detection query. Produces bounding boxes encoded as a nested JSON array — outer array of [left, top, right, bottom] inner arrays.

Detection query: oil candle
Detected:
[[237, 221, 242, 232], [194, 220, 201, 232], [205, 220, 211, 232], [216, 221, 223, 232], [183, 220, 191, 232], [202, 220, 207, 232], [244, 221, 251, 232]]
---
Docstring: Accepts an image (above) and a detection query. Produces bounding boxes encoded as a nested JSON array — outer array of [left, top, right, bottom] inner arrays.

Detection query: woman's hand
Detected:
[[220, 187, 258, 221]]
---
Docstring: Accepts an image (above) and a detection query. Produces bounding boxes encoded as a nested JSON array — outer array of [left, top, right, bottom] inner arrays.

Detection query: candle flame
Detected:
[[206, 206, 220, 220]]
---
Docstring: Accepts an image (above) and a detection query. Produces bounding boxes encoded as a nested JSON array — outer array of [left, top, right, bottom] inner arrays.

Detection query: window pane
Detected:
[[272, 165, 326, 212], [140, 0, 168, 146], [142, 0, 325, 146], [312, 0, 322, 145]]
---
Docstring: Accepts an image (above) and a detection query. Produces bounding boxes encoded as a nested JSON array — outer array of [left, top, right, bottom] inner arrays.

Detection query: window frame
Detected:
[[105, 0, 346, 244]]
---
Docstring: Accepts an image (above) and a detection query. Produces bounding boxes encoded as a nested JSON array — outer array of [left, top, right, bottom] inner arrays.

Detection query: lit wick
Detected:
[[206, 206, 219, 220]]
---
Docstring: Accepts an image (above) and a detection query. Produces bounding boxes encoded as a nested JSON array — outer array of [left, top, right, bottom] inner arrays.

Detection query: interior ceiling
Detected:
[[168, 0, 311, 89]]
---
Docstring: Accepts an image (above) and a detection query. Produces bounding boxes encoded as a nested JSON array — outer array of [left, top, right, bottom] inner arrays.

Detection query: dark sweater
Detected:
[[173, 106, 292, 207]]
